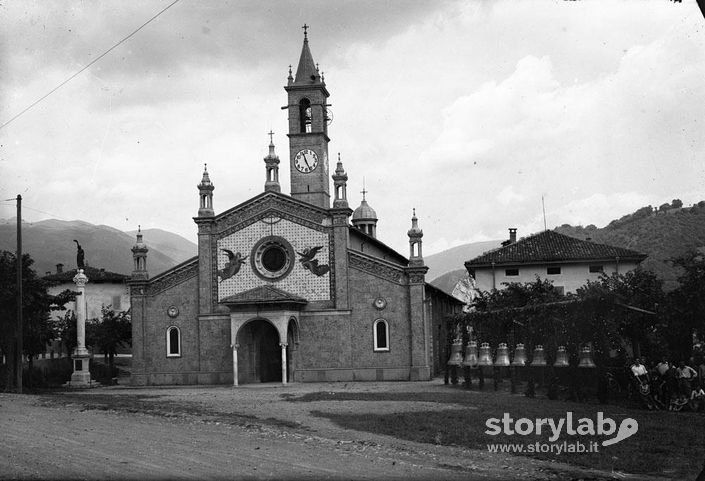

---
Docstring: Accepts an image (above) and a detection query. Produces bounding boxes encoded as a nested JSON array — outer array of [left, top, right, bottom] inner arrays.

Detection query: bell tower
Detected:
[[285, 25, 331, 208]]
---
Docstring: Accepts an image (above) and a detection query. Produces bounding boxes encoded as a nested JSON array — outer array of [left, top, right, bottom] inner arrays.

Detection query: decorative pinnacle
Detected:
[[200, 163, 212, 186]]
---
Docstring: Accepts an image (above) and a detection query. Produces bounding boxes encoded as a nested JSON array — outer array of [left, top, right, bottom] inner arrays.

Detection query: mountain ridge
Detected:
[[0, 219, 197, 277]]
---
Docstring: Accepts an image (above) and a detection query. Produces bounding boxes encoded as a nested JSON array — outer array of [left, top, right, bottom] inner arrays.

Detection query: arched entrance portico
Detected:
[[231, 312, 301, 386], [236, 319, 282, 383], [223, 285, 307, 386]]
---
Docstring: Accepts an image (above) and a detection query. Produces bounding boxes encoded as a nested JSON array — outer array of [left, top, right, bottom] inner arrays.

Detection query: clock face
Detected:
[[294, 149, 319, 173]]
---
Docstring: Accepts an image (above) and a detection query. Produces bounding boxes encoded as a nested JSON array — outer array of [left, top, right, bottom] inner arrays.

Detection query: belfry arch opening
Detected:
[[236, 318, 282, 384], [299, 98, 312, 133]]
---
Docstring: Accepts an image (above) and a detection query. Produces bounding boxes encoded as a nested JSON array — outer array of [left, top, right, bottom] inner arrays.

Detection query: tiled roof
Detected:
[[220, 285, 308, 306], [465, 230, 647, 267], [42, 266, 129, 283]]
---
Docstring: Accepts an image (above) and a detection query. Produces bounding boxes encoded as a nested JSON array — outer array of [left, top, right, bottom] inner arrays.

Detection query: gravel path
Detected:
[[0, 380, 669, 481]]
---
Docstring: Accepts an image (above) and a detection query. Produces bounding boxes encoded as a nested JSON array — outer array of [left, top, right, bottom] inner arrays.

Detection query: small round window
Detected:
[[262, 245, 287, 272], [251, 236, 295, 281]]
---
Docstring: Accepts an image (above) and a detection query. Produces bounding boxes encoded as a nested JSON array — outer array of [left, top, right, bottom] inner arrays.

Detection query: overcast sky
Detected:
[[2, 0, 704, 257]]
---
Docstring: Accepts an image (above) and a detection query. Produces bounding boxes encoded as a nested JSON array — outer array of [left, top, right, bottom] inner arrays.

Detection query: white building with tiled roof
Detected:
[[465, 229, 647, 294]]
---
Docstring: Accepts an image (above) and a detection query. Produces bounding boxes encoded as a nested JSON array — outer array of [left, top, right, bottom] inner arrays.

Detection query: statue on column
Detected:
[[73, 239, 85, 270]]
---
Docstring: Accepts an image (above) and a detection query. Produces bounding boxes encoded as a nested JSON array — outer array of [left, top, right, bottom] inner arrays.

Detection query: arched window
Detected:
[[166, 326, 181, 357], [299, 98, 312, 133], [373, 319, 389, 352]]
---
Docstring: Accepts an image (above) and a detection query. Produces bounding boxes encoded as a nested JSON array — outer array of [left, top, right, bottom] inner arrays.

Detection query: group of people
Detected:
[[630, 356, 705, 409]]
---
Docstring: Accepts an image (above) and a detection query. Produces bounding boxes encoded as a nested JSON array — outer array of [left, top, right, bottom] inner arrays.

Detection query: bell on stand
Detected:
[[478, 342, 493, 366], [447, 338, 463, 385], [511, 343, 527, 366], [554, 345, 570, 367], [494, 343, 510, 367], [448, 340, 464, 366], [578, 346, 596, 368], [530, 345, 547, 366], [462, 341, 478, 368]]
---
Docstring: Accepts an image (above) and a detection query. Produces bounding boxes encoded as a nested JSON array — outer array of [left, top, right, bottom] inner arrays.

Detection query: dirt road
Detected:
[[0, 381, 660, 480]]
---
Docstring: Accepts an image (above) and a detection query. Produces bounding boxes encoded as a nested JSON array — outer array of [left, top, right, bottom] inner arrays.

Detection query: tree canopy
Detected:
[[452, 260, 702, 367]]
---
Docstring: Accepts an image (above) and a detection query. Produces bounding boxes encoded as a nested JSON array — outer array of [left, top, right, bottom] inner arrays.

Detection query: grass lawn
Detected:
[[289, 387, 705, 479]]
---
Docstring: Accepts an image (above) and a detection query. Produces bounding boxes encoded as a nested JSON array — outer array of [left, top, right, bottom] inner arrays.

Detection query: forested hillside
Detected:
[[554, 200, 705, 290], [430, 200, 705, 294]]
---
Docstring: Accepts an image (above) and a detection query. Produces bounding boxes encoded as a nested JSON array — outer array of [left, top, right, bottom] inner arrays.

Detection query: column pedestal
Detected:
[[231, 343, 239, 387], [69, 269, 94, 387], [280, 343, 288, 385]]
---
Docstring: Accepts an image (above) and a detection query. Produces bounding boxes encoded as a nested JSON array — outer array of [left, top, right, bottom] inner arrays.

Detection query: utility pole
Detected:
[[16, 194, 23, 393]]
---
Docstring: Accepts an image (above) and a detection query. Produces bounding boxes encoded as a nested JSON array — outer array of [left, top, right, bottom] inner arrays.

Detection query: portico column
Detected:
[[280, 342, 288, 385], [231, 343, 239, 387]]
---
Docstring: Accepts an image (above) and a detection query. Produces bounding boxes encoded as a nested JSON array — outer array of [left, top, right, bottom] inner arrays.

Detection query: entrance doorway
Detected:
[[237, 319, 282, 384]]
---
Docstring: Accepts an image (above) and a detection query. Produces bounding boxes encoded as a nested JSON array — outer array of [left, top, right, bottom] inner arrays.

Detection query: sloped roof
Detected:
[[348, 226, 409, 265], [220, 285, 308, 306], [43, 266, 129, 283], [465, 230, 647, 267]]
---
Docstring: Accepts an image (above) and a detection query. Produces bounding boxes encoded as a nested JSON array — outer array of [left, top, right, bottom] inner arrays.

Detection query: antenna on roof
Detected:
[[542, 194, 547, 231]]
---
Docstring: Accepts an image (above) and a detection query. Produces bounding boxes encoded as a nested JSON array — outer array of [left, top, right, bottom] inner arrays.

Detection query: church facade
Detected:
[[128, 31, 461, 386]]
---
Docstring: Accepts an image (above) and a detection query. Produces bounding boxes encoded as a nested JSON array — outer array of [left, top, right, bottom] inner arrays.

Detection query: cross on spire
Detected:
[[361, 178, 368, 201], [302, 23, 309, 38], [268, 130, 274, 143]]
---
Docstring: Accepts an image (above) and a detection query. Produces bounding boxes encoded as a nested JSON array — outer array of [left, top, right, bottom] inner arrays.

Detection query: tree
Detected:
[[576, 268, 664, 360], [0, 251, 77, 390], [86, 306, 131, 378], [53, 309, 77, 358], [474, 276, 566, 311], [671, 199, 683, 209], [660, 250, 705, 360]]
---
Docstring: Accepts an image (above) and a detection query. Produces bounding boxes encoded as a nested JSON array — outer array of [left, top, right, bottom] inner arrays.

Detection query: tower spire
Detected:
[[332, 152, 349, 209], [197, 163, 215, 217], [131, 225, 149, 280], [294, 24, 320, 85], [407, 208, 424, 265], [264, 131, 281, 193]]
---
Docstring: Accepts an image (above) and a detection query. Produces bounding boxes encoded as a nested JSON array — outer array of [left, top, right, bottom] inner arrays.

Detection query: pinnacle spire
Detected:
[[294, 25, 320, 85]]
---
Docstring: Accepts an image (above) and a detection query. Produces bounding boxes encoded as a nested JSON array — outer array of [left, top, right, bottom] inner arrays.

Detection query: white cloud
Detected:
[[2, 0, 704, 259]]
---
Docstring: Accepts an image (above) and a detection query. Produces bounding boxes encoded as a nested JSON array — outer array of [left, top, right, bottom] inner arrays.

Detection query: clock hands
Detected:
[[302, 152, 311, 169]]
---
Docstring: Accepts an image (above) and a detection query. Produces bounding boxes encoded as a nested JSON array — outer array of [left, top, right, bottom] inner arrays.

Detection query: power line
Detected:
[[0, 0, 182, 131]]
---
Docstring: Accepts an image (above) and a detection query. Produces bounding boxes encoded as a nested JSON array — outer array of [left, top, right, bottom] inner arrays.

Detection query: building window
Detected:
[[554, 286, 565, 295], [251, 236, 296, 281], [547, 266, 561, 275], [373, 319, 389, 352], [112, 295, 121, 310], [589, 264, 604, 273], [505, 268, 519, 277], [166, 326, 181, 357]]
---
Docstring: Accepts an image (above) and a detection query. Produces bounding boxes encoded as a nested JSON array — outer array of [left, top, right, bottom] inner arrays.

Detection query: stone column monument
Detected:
[[70, 268, 92, 386]]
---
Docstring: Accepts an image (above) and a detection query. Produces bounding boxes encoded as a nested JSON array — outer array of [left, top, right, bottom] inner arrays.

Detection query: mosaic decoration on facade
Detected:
[[217, 217, 332, 302], [348, 251, 404, 285], [146, 258, 199, 296]]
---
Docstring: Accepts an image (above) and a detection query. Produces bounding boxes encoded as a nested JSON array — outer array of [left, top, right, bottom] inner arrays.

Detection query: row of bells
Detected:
[[447, 342, 597, 368]]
